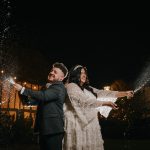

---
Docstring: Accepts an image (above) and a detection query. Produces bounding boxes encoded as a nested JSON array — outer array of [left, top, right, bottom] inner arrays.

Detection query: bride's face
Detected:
[[80, 68, 87, 86]]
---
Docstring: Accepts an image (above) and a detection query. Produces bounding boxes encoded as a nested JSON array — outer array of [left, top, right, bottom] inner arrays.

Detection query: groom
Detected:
[[13, 62, 68, 150]]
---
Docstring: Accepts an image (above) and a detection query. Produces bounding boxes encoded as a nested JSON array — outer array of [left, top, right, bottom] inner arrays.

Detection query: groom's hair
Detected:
[[53, 62, 68, 78]]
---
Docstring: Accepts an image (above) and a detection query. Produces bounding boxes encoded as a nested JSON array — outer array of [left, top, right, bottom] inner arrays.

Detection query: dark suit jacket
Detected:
[[21, 81, 67, 135]]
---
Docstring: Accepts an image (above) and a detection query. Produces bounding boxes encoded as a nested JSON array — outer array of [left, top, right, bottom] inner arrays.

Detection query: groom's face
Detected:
[[48, 67, 64, 82]]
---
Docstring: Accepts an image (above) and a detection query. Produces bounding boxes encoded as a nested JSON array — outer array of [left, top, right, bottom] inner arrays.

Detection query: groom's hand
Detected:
[[13, 83, 23, 91]]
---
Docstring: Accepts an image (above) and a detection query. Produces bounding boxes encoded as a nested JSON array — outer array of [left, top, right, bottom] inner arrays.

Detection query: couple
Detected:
[[14, 62, 134, 150]]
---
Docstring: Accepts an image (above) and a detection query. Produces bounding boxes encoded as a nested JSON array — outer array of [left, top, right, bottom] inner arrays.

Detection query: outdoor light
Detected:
[[23, 82, 27, 85], [104, 86, 110, 91], [33, 86, 36, 89]]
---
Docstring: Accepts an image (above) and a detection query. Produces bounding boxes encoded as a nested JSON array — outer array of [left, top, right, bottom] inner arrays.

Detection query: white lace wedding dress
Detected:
[[63, 83, 118, 150]]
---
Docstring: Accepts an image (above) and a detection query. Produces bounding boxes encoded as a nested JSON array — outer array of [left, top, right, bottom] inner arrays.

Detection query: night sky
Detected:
[[3, 1, 150, 88]]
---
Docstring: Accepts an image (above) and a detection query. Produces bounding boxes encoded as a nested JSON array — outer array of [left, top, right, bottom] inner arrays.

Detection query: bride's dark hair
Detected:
[[67, 65, 97, 97]]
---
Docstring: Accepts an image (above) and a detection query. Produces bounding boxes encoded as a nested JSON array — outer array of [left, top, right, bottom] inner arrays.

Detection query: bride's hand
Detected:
[[104, 101, 118, 110], [126, 91, 134, 99]]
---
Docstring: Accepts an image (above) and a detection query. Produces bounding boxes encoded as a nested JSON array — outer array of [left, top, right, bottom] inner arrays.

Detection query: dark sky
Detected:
[[6, 1, 150, 88]]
